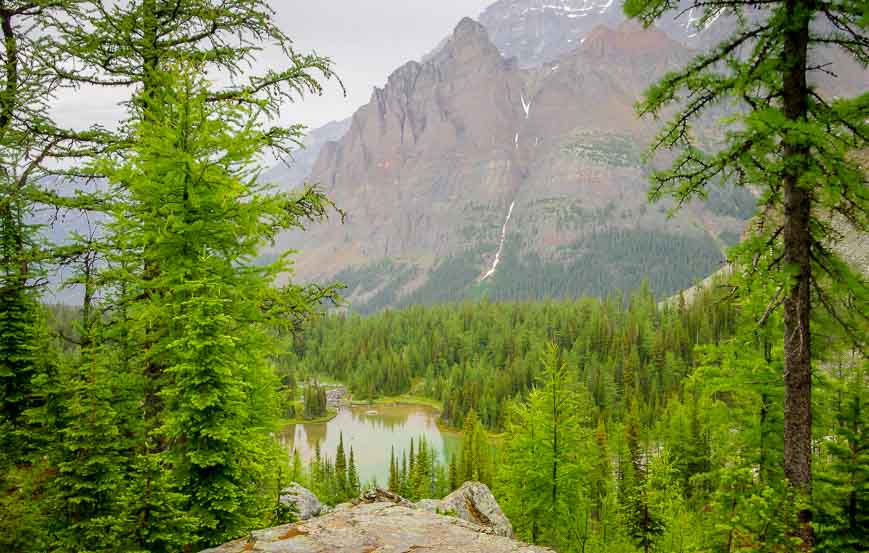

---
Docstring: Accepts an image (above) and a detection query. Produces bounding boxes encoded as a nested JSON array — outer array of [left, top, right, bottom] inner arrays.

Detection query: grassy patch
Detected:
[[351, 394, 443, 411], [281, 408, 338, 426]]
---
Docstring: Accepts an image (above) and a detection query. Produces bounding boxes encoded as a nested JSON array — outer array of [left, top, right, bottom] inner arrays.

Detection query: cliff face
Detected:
[[478, 0, 734, 67], [270, 10, 865, 311], [274, 19, 749, 310], [287, 19, 524, 274]]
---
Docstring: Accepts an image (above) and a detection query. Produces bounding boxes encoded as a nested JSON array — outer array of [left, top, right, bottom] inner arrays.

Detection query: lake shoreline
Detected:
[[279, 402, 462, 484], [348, 395, 467, 435], [281, 407, 339, 426]]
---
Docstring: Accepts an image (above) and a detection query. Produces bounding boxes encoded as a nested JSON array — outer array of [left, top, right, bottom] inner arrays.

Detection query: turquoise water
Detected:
[[278, 403, 462, 485]]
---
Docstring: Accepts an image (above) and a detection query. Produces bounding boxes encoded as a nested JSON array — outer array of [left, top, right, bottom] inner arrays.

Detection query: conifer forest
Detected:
[[0, 1, 866, 552]]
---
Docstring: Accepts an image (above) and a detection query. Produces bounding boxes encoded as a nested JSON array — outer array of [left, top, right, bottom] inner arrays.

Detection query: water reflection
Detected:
[[279, 404, 462, 485]]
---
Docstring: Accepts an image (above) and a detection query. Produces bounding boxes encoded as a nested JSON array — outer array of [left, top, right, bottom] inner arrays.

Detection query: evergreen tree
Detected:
[[621, 400, 664, 553], [388, 447, 398, 492], [591, 418, 611, 518], [348, 447, 360, 498], [313, 441, 323, 484], [401, 452, 409, 497], [98, 66, 335, 547], [448, 453, 460, 492], [815, 370, 869, 553], [497, 343, 593, 548], [44, 330, 136, 552], [458, 409, 491, 485], [624, 0, 869, 544], [412, 437, 431, 499], [409, 437, 416, 477], [335, 432, 348, 498], [291, 449, 303, 484]]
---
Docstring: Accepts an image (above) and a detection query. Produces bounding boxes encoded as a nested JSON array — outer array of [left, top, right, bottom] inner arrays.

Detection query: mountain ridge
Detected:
[[271, 18, 753, 312]]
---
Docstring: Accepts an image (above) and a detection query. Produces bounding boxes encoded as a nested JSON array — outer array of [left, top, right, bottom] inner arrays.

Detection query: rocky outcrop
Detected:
[[200, 502, 550, 553], [279, 483, 323, 520], [412, 482, 514, 538], [437, 481, 515, 537], [203, 483, 542, 553]]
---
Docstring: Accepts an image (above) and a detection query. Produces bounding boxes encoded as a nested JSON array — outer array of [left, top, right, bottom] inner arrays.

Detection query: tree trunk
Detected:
[[781, 0, 813, 548], [0, 8, 18, 140]]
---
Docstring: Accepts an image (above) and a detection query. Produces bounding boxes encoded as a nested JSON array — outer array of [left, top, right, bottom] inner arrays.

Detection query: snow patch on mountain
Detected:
[[480, 201, 516, 281], [521, 94, 531, 118]]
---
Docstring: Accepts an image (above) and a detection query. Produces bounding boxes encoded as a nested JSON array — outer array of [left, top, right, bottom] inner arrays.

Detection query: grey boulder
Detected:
[[279, 483, 323, 520], [438, 481, 515, 538]]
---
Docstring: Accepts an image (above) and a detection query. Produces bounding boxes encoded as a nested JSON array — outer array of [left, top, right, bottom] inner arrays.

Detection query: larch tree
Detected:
[[624, 0, 869, 546], [96, 64, 336, 548], [0, 0, 78, 464], [496, 343, 593, 549], [43, 0, 342, 443]]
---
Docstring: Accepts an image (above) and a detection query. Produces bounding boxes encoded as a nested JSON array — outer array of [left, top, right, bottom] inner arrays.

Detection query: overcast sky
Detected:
[[52, 0, 495, 133]]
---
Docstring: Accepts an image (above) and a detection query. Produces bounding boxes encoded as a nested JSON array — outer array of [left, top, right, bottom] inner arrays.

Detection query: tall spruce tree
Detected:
[[348, 447, 360, 498], [335, 432, 348, 498], [624, 0, 869, 546]]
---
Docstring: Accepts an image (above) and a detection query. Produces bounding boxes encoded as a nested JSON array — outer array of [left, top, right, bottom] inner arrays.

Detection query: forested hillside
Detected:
[[288, 275, 866, 552], [293, 283, 735, 430], [1, 0, 866, 552]]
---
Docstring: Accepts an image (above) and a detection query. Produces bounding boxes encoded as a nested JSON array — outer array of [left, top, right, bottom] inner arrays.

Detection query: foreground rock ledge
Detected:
[[200, 501, 551, 553]]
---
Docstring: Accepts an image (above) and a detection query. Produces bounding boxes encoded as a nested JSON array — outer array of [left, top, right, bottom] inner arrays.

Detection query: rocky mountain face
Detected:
[[273, 18, 753, 311], [262, 118, 351, 191], [478, 0, 734, 67], [269, 5, 865, 312]]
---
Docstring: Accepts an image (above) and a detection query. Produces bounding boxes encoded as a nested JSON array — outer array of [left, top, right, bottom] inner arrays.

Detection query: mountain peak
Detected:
[[433, 16, 503, 67], [453, 17, 487, 38]]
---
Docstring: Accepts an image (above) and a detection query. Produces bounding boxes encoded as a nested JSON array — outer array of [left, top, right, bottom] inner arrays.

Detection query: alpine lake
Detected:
[[278, 403, 463, 486]]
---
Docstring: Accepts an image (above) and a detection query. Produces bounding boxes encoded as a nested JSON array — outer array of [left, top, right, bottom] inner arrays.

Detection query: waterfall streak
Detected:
[[480, 201, 516, 281]]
